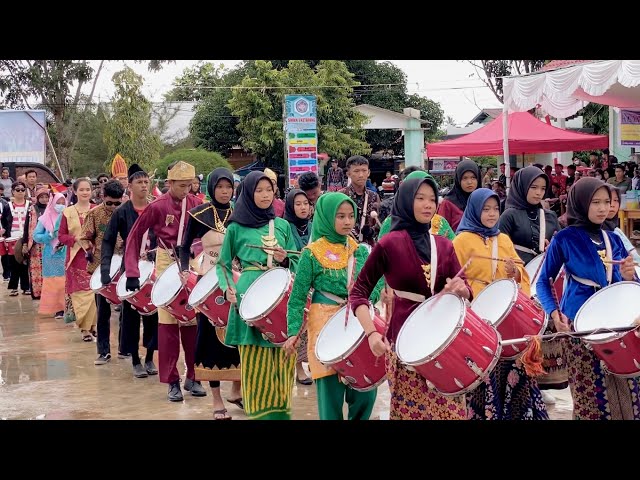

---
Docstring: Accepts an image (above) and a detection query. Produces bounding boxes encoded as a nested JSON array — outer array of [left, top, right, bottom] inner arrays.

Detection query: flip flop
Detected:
[[213, 409, 232, 420], [82, 333, 93, 342], [226, 398, 244, 410]]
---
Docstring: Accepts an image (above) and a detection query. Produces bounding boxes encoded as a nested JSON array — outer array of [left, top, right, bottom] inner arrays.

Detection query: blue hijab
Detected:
[[456, 188, 500, 238]]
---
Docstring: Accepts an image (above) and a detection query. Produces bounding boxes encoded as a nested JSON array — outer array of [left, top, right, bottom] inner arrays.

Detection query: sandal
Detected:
[[213, 409, 232, 420], [9, 290, 18, 297], [226, 397, 244, 410], [81, 331, 93, 342]]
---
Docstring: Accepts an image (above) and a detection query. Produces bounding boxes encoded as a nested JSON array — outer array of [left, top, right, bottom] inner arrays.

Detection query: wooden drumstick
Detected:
[[221, 263, 239, 313], [502, 325, 640, 346], [246, 244, 301, 255], [471, 254, 525, 265], [602, 259, 640, 267]]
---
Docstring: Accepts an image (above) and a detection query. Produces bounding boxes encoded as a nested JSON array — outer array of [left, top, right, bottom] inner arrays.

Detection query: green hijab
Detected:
[[405, 170, 438, 187], [311, 192, 357, 244]]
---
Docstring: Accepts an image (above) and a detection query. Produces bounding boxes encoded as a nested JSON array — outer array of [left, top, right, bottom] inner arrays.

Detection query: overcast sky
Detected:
[[88, 60, 502, 126]]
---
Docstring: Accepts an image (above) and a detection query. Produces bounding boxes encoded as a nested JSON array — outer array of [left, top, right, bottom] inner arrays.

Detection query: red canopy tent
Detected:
[[427, 111, 608, 158]]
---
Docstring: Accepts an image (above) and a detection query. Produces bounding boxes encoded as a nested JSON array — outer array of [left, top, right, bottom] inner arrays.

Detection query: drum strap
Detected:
[[515, 245, 537, 256], [317, 291, 346, 305], [267, 219, 274, 269], [491, 236, 498, 280], [357, 191, 369, 242], [570, 233, 613, 289], [539, 209, 546, 253], [570, 275, 601, 289], [176, 197, 187, 247], [393, 290, 426, 303], [317, 254, 356, 306], [429, 234, 437, 294], [139, 229, 149, 257]]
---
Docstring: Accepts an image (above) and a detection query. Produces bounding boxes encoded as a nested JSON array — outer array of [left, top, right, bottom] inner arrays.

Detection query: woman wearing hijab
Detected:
[[378, 170, 455, 241], [215, 170, 299, 420], [22, 187, 49, 299], [180, 168, 243, 420], [499, 166, 566, 400], [604, 186, 640, 265], [33, 193, 67, 318], [452, 188, 547, 420], [284, 193, 381, 419], [350, 177, 472, 420], [283, 189, 313, 385], [438, 159, 480, 231], [536, 178, 640, 420]]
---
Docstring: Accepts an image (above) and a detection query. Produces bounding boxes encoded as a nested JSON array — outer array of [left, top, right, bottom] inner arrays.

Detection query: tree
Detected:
[[0, 60, 170, 177], [190, 89, 238, 155], [69, 102, 110, 177], [228, 60, 370, 169], [467, 60, 546, 103], [157, 148, 232, 178], [103, 67, 162, 172], [163, 62, 228, 102]]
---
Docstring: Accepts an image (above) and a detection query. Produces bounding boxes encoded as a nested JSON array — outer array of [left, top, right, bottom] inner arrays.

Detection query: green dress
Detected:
[[216, 218, 299, 347], [378, 213, 455, 240], [287, 220, 312, 251]]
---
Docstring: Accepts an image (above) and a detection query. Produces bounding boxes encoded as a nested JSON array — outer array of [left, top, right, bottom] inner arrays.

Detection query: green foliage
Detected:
[[577, 103, 609, 135], [103, 67, 163, 172], [469, 60, 545, 103], [157, 148, 232, 178], [69, 103, 110, 177], [228, 60, 370, 170], [164, 62, 228, 102], [190, 89, 238, 155]]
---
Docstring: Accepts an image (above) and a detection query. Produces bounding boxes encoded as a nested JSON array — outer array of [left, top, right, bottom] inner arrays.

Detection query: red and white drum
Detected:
[[5, 237, 20, 256], [527, 253, 566, 302], [315, 305, 386, 391], [116, 260, 157, 316], [574, 281, 640, 377], [90, 254, 123, 305], [188, 267, 240, 327], [396, 293, 502, 396], [151, 262, 198, 323], [0, 239, 7, 256], [471, 279, 547, 359], [239, 267, 308, 346]]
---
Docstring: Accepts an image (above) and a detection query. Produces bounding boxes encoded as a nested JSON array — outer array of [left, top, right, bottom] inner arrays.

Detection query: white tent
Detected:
[[499, 60, 640, 186]]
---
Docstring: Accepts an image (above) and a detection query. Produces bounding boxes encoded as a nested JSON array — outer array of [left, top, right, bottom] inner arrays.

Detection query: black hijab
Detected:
[[505, 165, 549, 211], [191, 167, 234, 230], [390, 177, 439, 262], [207, 168, 234, 210], [566, 177, 610, 235], [602, 185, 620, 232], [283, 189, 310, 230], [228, 170, 275, 228], [444, 159, 480, 210]]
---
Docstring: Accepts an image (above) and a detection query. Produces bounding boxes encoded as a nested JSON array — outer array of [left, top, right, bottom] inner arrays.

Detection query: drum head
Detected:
[[116, 260, 154, 299], [188, 266, 220, 305], [396, 293, 463, 363], [90, 268, 102, 291], [151, 262, 181, 306], [316, 306, 368, 363], [471, 279, 517, 326], [239, 268, 289, 320], [526, 254, 544, 297], [574, 282, 640, 341], [109, 254, 123, 279]]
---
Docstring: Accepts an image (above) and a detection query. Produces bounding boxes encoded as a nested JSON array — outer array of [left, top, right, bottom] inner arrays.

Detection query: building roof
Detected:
[[466, 108, 503, 126]]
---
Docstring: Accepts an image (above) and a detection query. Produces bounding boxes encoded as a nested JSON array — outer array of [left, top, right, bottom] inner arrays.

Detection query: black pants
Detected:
[[1, 254, 10, 279], [121, 300, 158, 365], [8, 256, 29, 291], [96, 294, 125, 356]]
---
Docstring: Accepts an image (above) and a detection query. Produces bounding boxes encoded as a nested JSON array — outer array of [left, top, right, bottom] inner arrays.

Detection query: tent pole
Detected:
[[503, 104, 510, 191]]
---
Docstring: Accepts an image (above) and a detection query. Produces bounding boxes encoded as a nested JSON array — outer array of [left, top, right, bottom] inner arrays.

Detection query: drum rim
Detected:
[[187, 266, 221, 307], [340, 372, 387, 392], [573, 281, 640, 344], [151, 262, 193, 307], [91, 255, 124, 293], [315, 305, 374, 364], [239, 267, 291, 322], [470, 278, 519, 329], [116, 262, 156, 300], [396, 293, 466, 365]]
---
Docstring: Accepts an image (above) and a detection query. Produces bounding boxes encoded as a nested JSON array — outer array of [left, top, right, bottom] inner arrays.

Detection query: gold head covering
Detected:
[[167, 161, 196, 181], [111, 153, 128, 178], [263, 168, 278, 185]]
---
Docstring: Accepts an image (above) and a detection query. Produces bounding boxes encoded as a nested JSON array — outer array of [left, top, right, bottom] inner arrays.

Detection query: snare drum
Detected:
[[471, 279, 547, 359], [239, 267, 307, 346], [151, 262, 197, 323], [188, 267, 240, 327], [89, 254, 123, 305], [573, 281, 640, 377], [0, 239, 7, 256], [5, 237, 19, 256], [396, 293, 501, 396], [527, 253, 565, 301], [315, 306, 386, 391], [116, 260, 157, 316]]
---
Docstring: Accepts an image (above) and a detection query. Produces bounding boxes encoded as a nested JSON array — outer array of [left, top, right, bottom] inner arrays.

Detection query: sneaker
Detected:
[[22, 290, 30, 295], [54, 311, 64, 320], [94, 353, 112, 365], [9, 290, 18, 296], [2, 278, 9, 282], [541, 390, 556, 405], [133, 363, 148, 378], [117, 352, 131, 359]]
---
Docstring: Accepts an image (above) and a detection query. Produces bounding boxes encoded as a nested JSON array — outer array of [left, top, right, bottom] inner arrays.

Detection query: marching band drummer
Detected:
[[124, 161, 205, 402], [536, 178, 640, 420], [179, 167, 243, 420], [349, 177, 473, 420], [215, 171, 299, 420], [284, 192, 382, 420], [101, 164, 158, 378], [498, 166, 567, 402], [452, 188, 547, 420]]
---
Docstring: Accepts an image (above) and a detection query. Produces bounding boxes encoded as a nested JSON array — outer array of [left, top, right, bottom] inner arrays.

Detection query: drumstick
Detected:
[[471, 254, 525, 265], [530, 251, 548, 287], [220, 263, 239, 313], [602, 259, 640, 267], [245, 244, 301, 255], [502, 325, 640, 346], [549, 277, 561, 312]]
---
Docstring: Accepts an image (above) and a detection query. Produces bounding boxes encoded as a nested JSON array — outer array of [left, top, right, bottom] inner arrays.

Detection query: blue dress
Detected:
[[33, 218, 66, 278]]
